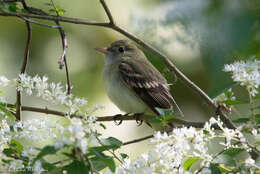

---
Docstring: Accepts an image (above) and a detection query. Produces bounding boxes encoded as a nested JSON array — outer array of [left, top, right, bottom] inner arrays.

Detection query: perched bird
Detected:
[[96, 40, 182, 130]]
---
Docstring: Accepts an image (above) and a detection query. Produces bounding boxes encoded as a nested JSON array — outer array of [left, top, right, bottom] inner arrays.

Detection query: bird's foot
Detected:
[[216, 103, 232, 115], [134, 113, 143, 126], [113, 114, 123, 125]]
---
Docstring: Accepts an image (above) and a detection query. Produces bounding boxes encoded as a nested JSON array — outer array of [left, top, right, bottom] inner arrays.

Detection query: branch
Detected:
[[100, 0, 115, 24], [16, 19, 31, 121], [18, 15, 60, 28], [123, 134, 153, 146], [0, 12, 111, 27], [5, 103, 209, 129], [49, 0, 71, 94]]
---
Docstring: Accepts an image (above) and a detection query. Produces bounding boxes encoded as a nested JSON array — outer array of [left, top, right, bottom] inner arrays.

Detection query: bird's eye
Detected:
[[118, 47, 124, 53]]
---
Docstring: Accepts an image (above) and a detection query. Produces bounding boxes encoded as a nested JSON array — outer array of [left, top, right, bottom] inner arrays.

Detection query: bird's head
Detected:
[[96, 40, 145, 64]]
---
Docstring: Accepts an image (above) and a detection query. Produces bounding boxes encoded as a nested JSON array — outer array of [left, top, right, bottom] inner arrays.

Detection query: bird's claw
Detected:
[[113, 114, 123, 125], [216, 103, 232, 115], [134, 113, 143, 126]]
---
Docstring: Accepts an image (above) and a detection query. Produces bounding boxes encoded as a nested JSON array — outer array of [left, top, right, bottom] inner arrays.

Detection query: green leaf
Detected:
[[90, 156, 107, 171], [255, 114, 260, 124], [100, 156, 116, 172], [184, 157, 199, 171], [232, 118, 250, 123], [1, 2, 18, 13], [209, 164, 221, 174], [89, 151, 116, 172], [63, 160, 90, 174], [155, 107, 174, 117], [148, 117, 162, 123], [213, 154, 236, 166], [55, 5, 66, 15], [103, 137, 123, 148], [10, 139, 23, 154], [223, 148, 244, 156], [3, 148, 16, 156], [203, 130, 210, 135], [99, 123, 106, 129], [8, 2, 17, 12], [120, 153, 128, 159], [254, 105, 260, 110], [3, 139, 24, 157], [222, 99, 248, 105], [34, 146, 57, 162], [163, 114, 176, 121], [0, 104, 15, 120], [41, 160, 57, 171]]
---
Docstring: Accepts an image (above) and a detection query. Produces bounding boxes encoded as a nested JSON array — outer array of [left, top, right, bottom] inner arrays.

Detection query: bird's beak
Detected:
[[95, 47, 109, 54]]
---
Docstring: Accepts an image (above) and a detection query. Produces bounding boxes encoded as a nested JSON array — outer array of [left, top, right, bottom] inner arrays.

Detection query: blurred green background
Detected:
[[0, 0, 260, 158]]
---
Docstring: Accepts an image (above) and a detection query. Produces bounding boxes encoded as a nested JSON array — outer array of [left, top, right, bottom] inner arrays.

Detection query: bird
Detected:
[[96, 40, 183, 130]]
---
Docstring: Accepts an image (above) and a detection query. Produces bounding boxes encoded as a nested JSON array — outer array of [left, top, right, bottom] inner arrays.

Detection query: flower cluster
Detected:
[[223, 59, 260, 97], [0, 117, 56, 153], [17, 74, 88, 115], [103, 117, 255, 174], [0, 74, 100, 172], [54, 117, 98, 154], [213, 88, 236, 104], [0, 74, 88, 115]]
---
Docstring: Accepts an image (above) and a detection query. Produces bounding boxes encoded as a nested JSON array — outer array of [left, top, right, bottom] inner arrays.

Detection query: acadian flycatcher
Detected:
[[96, 40, 182, 129]]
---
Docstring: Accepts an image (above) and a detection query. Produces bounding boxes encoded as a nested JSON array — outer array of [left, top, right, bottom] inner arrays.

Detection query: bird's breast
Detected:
[[102, 64, 149, 113]]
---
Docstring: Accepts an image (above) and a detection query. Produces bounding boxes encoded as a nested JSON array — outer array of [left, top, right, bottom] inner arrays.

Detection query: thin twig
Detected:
[[123, 134, 153, 146], [6, 103, 209, 128], [15, 1, 32, 121], [0, 12, 111, 27], [16, 20, 31, 120], [49, 0, 71, 94], [18, 15, 60, 28], [99, 0, 115, 24]]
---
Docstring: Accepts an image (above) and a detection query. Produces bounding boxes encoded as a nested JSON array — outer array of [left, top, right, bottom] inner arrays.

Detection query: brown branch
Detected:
[[16, 20, 31, 120], [15, 1, 32, 121], [6, 103, 208, 127], [18, 15, 60, 28], [100, 0, 115, 24], [0, 12, 111, 27], [49, 0, 71, 94], [123, 134, 153, 146]]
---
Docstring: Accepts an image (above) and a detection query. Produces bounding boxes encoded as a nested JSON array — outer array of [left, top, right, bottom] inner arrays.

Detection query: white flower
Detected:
[[252, 129, 258, 136], [245, 157, 255, 166], [8, 160, 24, 172], [33, 160, 45, 174], [213, 88, 236, 103], [223, 59, 260, 97]]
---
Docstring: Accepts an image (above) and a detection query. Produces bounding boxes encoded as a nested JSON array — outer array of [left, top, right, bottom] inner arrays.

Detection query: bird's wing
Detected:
[[118, 59, 175, 113]]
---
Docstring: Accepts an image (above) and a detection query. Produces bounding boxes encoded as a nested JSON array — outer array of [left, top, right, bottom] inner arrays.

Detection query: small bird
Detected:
[[96, 40, 182, 130]]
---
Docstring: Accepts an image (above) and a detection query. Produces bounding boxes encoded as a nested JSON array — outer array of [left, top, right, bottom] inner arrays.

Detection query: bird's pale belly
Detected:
[[103, 68, 149, 114]]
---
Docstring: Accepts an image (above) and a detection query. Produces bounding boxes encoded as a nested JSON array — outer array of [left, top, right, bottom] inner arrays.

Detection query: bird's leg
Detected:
[[134, 113, 144, 126], [216, 103, 232, 115], [113, 114, 123, 125]]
